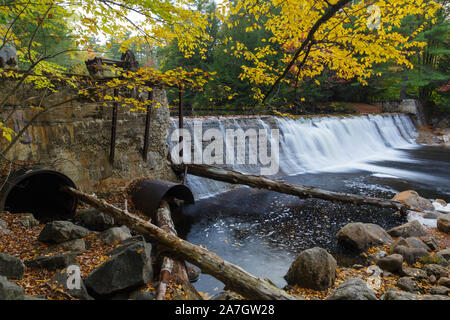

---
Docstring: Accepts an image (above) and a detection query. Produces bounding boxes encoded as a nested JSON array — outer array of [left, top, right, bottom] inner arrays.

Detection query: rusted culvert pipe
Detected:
[[0, 167, 78, 221], [125, 178, 195, 221]]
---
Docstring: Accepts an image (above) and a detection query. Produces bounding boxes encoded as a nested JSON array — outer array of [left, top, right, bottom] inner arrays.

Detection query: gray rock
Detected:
[[0, 219, 7, 229], [326, 278, 377, 300], [49, 267, 93, 300], [401, 266, 428, 279], [396, 277, 419, 293], [430, 286, 450, 295], [337, 222, 393, 251], [284, 247, 336, 291], [435, 248, 450, 261], [422, 237, 439, 251], [130, 291, 156, 300], [423, 264, 447, 279], [392, 245, 429, 265], [429, 275, 437, 284], [437, 277, 450, 288], [60, 239, 86, 253], [396, 237, 430, 251], [0, 275, 24, 300], [75, 208, 115, 231], [105, 236, 146, 256], [437, 215, 450, 234], [211, 290, 243, 300], [376, 254, 403, 273], [0, 229, 10, 235], [85, 242, 153, 297], [24, 295, 47, 300], [392, 190, 435, 211], [0, 253, 25, 280], [18, 213, 39, 228], [387, 220, 427, 238], [100, 226, 132, 245], [382, 288, 450, 300], [423, 211, 439, 219], [38, 221, 90, 244], [25, 253, 77, 271]]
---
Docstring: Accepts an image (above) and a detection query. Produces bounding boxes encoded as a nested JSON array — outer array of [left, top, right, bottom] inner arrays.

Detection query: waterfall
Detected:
[[167, 114, 418, 199]]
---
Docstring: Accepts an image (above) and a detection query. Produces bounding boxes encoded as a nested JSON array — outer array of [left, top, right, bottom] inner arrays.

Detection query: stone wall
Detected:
[[1, 85, 177, 193], [372, 99, 426, 126]]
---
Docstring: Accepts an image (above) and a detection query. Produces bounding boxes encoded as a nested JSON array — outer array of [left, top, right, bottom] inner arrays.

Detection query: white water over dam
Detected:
[[168, 113, 419, 199]]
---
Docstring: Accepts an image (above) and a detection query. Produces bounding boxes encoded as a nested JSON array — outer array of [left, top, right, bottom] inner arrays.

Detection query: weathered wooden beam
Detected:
[[173, 164, 409, 215], [65, 187, 298, 300], [155, 200, 202, 300]]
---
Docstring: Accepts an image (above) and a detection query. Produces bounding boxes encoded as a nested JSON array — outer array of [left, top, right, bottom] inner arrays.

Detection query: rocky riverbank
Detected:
[[0, 189, 449, 300]]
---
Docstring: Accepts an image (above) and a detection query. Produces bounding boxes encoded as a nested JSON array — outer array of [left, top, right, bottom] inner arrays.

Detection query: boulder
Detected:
[[376, 254, 403, 273], [387, 220, 427, 238], [423, 264, 447, 279], [48, 267, 93, 300], [435, 248, 450, 261], [38, 221, 90, 244], [423, 211, 439, 219], [392, 190, 434, 211], [382, 288, 450, 300], [284, 247, 336, 291], [393, 245, 429, 265], [130, 291, 156, 300], [437, 215, 450, 234], [396, 277, 419, 293], [430, 286, 450, 295], [437, 277, 450, 288], [75, 208, 115, 231], [18, 213, 39, 228], [100, 226, 132, 245], [337, 222, 393, 251], [25, 253, 77, 271], [0, 219, 7, 229], [401, 266, 428, 279], [85, 242, 153, 297], [0, 275, 24, 300], [422, 237, 439, 251], [0, 253, 25, 280], [211, 291, 244, 300], [60, 239, 86, 253], [0, 229, 10, 235], [326, 278, 377, 300], [396, 237, 430, 251]]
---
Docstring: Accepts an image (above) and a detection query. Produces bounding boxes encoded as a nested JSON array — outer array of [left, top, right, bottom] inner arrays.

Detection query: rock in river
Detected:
[[387, 220, 427, 238], [392, 190, 434, 212], [284, 247, 336, 291], [437, 215, 450, 234], [326, 278, 377, 300], [337, 222, 393, 251], [376, 254, 403, 273]]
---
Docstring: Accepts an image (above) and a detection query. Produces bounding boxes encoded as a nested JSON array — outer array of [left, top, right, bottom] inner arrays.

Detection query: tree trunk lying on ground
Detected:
[[173, 164, 409, 215], [155, 200, 202, 300], [64, 187, 298, 300]]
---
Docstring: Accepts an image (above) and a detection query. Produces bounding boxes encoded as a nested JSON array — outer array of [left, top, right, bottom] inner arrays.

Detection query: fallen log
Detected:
[[173, 164, 409, 215], [155, 200, 202, 300], [64, 187, 298, 300]]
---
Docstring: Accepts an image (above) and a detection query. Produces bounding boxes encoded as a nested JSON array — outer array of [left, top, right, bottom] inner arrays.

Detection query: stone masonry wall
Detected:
[[0, 85, 178, 193]]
